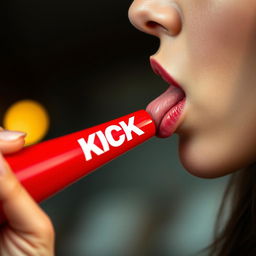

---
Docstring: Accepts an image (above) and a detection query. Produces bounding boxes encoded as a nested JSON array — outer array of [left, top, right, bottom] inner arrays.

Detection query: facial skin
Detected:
[[128, 0, 256, 178]]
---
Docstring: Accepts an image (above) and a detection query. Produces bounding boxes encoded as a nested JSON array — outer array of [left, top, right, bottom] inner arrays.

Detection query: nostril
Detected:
[[146, 21, 158, 28], [146, 21, 167, 31]]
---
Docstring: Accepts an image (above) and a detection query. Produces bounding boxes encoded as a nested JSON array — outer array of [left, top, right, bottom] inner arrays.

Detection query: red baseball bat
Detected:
[[0, 110, 155, 223]]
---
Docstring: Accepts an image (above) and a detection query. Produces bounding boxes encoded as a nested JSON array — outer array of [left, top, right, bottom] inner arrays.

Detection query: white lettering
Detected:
[[96, 131, 110, 152], [105, 125, 125, 147], [119, 116, 144, 141], [78, 116, 145, 161], [78, 135, 104, 161]]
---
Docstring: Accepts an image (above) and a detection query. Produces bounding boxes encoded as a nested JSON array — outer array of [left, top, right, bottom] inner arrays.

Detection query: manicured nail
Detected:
[[0, 130, 26, 141], [0, 154, 6, 176]]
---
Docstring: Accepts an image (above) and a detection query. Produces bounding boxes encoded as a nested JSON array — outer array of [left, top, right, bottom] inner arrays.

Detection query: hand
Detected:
[[0, 129, 55, 256]]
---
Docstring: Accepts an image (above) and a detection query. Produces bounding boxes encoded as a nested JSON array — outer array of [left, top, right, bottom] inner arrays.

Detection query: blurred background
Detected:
[[3, 0, 229, 255]]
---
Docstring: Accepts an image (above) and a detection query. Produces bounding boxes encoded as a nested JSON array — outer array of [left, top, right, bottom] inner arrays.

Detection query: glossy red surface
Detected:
[[0, 110, 155, 224]]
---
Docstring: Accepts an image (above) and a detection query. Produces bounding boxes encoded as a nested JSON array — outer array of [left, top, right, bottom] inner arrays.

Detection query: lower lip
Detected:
[[158, 98, 186, 138]]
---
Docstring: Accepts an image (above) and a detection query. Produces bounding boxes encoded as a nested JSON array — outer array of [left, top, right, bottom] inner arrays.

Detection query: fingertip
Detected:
[[0, 136, 26, 155]]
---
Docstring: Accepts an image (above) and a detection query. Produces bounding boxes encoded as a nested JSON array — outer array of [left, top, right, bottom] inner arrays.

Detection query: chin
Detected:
[[179, 156, 234, 179], [178, 137, 241, 179]]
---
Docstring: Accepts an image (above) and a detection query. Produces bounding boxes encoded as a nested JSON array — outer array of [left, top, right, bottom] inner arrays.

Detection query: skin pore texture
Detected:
[[128, 0, 256, 178]]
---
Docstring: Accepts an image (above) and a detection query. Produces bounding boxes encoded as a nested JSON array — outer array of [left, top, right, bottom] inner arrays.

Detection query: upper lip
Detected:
[[149, 57, 183, 90]]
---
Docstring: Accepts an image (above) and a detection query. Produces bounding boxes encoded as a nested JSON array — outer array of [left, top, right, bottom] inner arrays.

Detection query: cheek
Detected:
[[178, 1, 256, 178], [183, 1, 256, 128], [180, 79, 256, 178], [185, 0, 256, 76]]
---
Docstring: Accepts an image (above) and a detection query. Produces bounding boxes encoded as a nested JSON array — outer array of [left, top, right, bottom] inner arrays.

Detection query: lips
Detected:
[[146, 58, 186, 137]]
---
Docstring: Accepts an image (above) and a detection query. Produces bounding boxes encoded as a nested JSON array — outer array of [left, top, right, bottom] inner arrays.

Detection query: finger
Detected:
[[0, 153, 54, 242], [0, 130, 26, 154]]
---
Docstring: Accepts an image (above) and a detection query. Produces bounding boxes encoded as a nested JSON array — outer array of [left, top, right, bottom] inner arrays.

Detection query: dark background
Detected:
[[3, 1, 228, 255]]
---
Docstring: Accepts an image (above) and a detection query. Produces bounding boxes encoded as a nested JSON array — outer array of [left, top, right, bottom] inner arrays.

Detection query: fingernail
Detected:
[[0, 130, 26, 141], [0, 154, 6, 176]]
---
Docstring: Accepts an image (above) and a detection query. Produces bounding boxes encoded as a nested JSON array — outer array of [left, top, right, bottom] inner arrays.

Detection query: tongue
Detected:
[[146, 85, 185, 128]]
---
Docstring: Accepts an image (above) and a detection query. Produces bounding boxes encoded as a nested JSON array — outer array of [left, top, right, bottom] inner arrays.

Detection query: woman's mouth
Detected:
[[146, 58, 186, 138]]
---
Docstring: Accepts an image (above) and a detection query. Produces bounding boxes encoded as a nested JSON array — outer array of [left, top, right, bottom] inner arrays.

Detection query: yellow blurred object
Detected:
[[3, 100, 50, 146]]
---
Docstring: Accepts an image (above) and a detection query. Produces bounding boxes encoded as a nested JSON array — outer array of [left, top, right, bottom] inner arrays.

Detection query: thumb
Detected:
[[0, 153, 54, 242], [0, 129, 26, 154]]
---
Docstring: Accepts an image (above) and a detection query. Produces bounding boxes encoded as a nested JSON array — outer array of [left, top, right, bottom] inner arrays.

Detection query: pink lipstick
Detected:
[[146, 58, 186, 137]]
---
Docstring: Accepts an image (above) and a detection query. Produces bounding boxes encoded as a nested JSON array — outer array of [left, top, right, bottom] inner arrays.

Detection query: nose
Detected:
[[128, 0, 182, 37]]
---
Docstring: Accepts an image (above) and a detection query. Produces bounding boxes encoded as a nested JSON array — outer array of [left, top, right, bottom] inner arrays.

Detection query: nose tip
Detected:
[[128, 1, 182, 37]]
